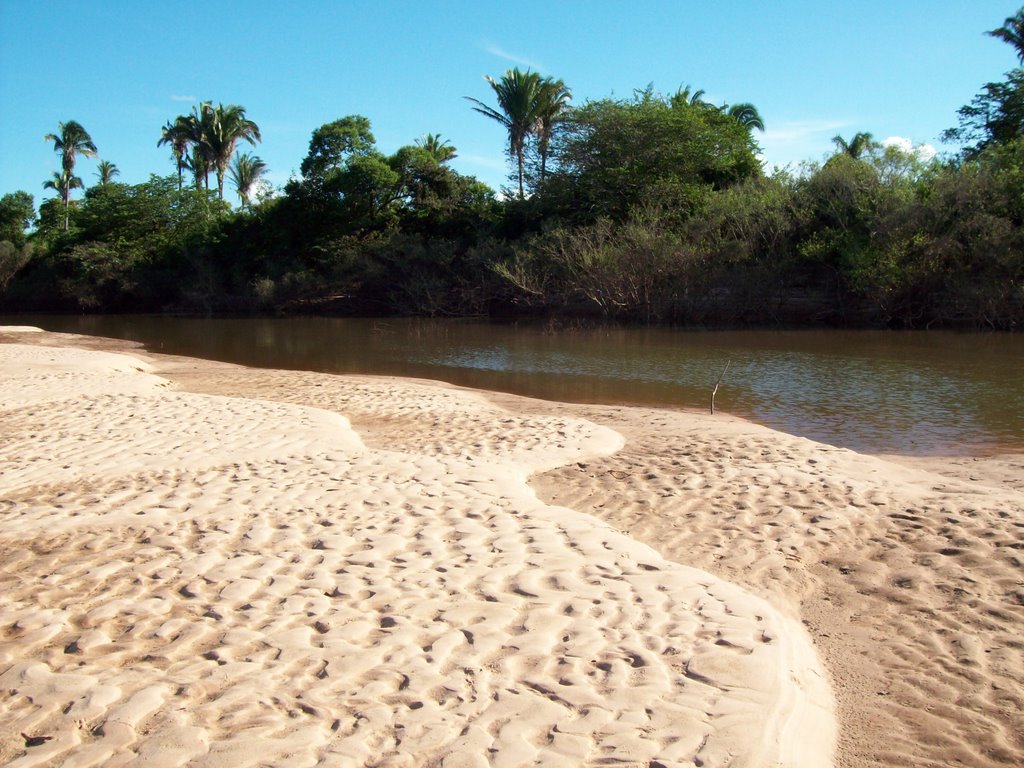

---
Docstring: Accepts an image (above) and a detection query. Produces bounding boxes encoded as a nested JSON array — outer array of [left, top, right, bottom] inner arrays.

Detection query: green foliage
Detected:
[[95, 160, 120, 186], [831, 132, 877, 159], [159, 102, 261, 198], [229, 153, 268, 208], [9, 52, 1024, 327], [491, 208, 707, 322], [467, 69, 572, 198], [43, 120, 97, 231], [24, 176, 229, 310], [725, 103, 765, 132], [0, 241, 33, 292], [0, 191, 36, 246], [544, 91, 762, 223], [300, 116, 375, 180], [988, 7, 1024, 64], [44, 120, 97, 175], [945, 69, 1024, 154], [415, 133, 457, 163]]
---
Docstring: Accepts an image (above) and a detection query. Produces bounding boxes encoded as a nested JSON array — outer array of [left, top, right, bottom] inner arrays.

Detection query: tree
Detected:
[[229, 153, 268, 208], [185, 104, 214, 191], [159, 107, 209, 191], [204, 102, 261, 199], [669, 84, 712, 110], [832, 132, 877, 159], [158, 117, 192, 191], [945, 69, 1024, 154], [726, 102, 766, 132], [300, 116, 375, 180], [545, 91, 762, 222], [95, 160, 120, 186], [467, 68, 545, 198], [988, 7, 1024, 63], [415, 133, 457, 163], [532, 77, 572, 187], [43, 169, 83, 230], [335, 153, 401, 224], [44, 120, 97, 229], [0, 191, 36, 246], [160, 102, 260, 198]]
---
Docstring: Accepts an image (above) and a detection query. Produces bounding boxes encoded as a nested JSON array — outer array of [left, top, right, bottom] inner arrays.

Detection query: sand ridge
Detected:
[[520, 402, 1024, 768], [0, 334, 835, 768]]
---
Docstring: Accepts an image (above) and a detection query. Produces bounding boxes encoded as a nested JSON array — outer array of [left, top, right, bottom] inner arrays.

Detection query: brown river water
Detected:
[[5, 314, 1022, 456]]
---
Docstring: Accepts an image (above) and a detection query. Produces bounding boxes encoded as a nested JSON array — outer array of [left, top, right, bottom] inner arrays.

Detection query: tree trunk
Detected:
[[517, 149, 525, 199]]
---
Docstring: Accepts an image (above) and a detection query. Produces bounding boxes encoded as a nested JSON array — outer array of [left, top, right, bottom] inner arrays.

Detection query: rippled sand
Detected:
[[0, 331, 834, 768]]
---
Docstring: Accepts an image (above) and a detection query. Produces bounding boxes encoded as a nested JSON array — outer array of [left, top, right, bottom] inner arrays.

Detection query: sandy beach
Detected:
[[0, 329, 1020, 767]]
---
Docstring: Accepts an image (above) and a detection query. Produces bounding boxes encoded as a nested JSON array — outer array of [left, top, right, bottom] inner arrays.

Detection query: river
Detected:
[[5, 314, 1022, 456]]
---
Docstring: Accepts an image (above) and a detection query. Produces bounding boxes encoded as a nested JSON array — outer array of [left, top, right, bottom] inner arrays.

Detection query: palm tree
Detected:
[[670, 84, 712, 110], [95, 160, 120, 185], [416, 133, 457, 163], [44, 120, 96, 229], [229, 152, 267, 208], [533, 76, 572, 186], [44, 120, 97, 175], [186, 102, 217, 192], [467, 68, 544, 198], [43, 169, 83, 230], [204, 102, 261, 199], [988, 8, 1024, 63], [159, 117, 193, 191], [832, 132, 876, 159], [725, 102, 765, 132]]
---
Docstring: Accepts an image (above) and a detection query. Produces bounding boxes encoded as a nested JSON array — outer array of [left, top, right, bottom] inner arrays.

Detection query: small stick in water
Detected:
[[711, 361, 731, 415]]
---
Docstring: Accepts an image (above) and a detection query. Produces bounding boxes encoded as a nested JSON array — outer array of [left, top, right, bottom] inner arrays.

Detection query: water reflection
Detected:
[[5, 315, 1021, 456]]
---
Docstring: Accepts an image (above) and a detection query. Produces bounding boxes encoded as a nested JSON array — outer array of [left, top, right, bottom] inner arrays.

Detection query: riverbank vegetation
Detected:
[[2, 10, 1024, 328]]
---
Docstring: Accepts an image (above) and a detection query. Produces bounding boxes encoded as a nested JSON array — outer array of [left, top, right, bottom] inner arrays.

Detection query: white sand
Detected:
[[0, 332, 835, 768]]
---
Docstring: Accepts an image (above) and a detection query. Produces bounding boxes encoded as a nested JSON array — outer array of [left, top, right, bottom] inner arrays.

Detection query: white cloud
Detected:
[[882, 136, 937, 160], [758, 118, 853, 170], [170, 94, 196, 103], [762, 119, 851, 145], [481, 42, 543, 71]]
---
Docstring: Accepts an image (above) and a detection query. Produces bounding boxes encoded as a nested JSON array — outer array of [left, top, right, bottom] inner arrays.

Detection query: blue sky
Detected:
[[0, 1, 1018, 205]]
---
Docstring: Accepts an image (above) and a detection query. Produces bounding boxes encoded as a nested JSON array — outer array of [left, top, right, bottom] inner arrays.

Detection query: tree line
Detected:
[[2, 8, 1024, 328]]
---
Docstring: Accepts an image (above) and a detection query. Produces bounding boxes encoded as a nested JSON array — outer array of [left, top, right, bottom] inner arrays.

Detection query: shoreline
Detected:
[[2, 328, 1022, 767]]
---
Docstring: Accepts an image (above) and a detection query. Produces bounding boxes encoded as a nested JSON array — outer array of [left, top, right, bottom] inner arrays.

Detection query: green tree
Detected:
[[415, 133, 457, 163], [944, 69, 1024, 154], [0, 191, 36, 246], [44, 120, 97, 229], [290, 117, 405, 230], [335, 153, 401, 226], [467, 68, 545, 198], [532, 77, 572, 187], [545, 90, 762, 222], [158, 117, 192, 191], [988, 7, 1024, 63], [160, 102, 260, 197], [204, 102, 261, 199], [831, 132, 877, 159], [300, 116, 375, 181], [229, 153, 268, 209], [95, 160, 120, 186], [42, 169, 83, 230], [669, 84, 712, 109], [725, 103, 766, 132], [185, 104, 214, 190], [388, 144, 495, 232], [35, 175, 229, 310]]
